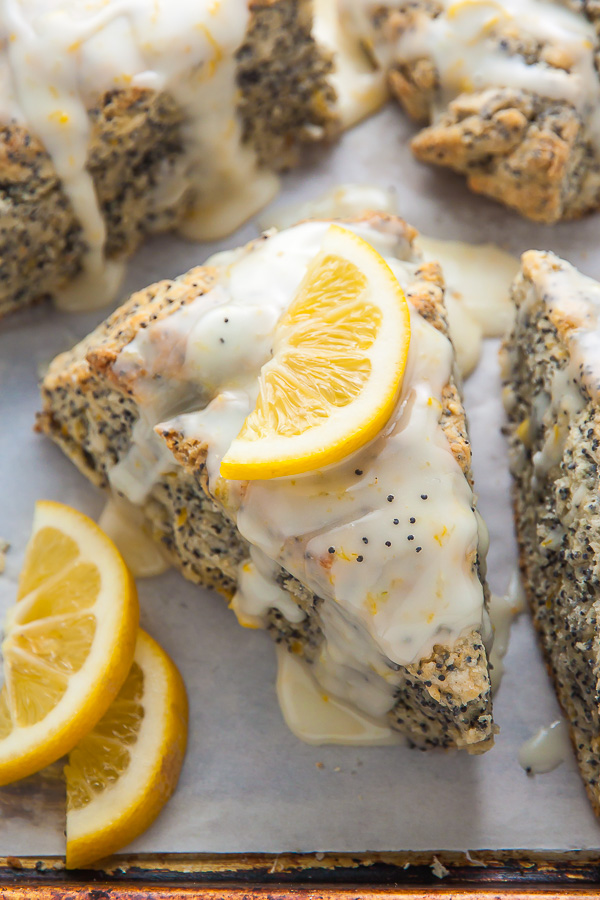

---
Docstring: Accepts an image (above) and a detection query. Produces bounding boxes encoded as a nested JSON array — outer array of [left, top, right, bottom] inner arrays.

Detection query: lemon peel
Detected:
[[0, 501, 139, 786], [220, 225, 410, 480]]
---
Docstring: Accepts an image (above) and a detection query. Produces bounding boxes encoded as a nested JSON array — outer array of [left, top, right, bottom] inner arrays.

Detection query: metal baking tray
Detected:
[[3, 850, 600, 898]]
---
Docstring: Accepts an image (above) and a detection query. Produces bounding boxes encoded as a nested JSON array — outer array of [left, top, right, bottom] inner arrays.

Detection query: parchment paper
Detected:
[[1, 105, 600, 855]]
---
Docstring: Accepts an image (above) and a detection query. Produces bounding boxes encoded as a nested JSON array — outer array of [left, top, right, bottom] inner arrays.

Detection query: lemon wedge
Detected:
[[220, 225, 411, 480], [65, 629, 188, 869], [0, 501, 139, 786]]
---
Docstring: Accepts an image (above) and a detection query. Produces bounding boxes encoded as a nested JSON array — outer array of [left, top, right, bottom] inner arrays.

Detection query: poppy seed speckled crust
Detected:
[[0, 89, 190, 320], [0, 0, 340, 320], [501, 251, 600, 817], [235, 0, 339, 169], [36, 214, 494, 754], [369, 1, 600, 224]]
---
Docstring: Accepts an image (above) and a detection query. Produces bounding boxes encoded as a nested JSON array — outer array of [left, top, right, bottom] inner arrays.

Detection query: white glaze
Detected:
[[312, 0, 388, 128], [532, 364, 585, 489], [111, 219, 488, 732], [275, 645, 403, 745], [0, 1, 403, 312], [502, 252, 600, 503], [417, 236, 520, 339], [523, 252, 600, 399], [1, 0, 273, 309], [357, 0, 600, 146], [2, 0, 121, 310], [55, 258, 127, 313], [98, 497, 171, 578], [108, 415, 179, 505], [0, 0, 394, 314], [487, 569, 526, 693], [261, 183, 520, 378], [234, 312, 485, 672], [518, 719, 571, 775], [443, 293, 483, 380], [231, 546, 307, 629]]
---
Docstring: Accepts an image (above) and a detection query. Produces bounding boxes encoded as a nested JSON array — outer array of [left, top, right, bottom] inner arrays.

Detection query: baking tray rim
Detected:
[[3, 850, 600, 895]]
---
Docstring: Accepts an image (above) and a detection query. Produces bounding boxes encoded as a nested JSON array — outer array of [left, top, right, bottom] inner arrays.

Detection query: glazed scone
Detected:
[[0, 0, 349, 318], [37, 214, 494, 752], [501, 251, 600, 814], [357, 0, 600, 223], [5, 1, 596, 325]]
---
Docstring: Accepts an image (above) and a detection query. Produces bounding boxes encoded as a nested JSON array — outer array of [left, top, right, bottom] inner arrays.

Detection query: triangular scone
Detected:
[[502, 252, 600, 811], [38, 214, 494, 752]]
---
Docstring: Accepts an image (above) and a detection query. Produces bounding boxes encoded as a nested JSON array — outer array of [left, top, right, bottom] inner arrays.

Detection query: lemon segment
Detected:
[[0, 501, 139, 786], [17, 526, 79, 599], [220, 224, 411, 480], [65, 629, 189, 869]]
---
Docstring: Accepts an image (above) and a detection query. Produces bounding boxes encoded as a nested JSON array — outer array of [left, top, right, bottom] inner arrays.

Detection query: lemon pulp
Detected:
[[221, 225, 411, 480], [0, 501, 139, 786]]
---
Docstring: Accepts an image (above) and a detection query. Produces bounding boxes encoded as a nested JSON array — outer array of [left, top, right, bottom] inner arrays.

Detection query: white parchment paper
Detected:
[[1, 106, 600, 854]]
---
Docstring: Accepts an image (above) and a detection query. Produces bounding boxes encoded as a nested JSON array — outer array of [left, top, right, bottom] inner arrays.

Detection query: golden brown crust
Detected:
[[409, 89, 593, 224], [388, 59, 438, 123], [404, 259, 472, 477]]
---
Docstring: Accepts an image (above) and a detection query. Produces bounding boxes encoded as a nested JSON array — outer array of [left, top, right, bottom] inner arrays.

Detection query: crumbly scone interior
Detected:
[[37, 214, 494, 752]]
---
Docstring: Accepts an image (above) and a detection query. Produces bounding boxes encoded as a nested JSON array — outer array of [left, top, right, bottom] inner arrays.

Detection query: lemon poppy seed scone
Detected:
[[355, 0, 600, 223], [37, 214, 494, 752], [4, 2, 597, 325], [501, 252, 600, 813], [0, 0, 355, 319]]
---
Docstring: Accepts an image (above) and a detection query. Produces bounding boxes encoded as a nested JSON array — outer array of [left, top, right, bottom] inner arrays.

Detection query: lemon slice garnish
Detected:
[[0, 501, 139, 786], [65, 629, 188, 869], [220, 225, 411, 480]]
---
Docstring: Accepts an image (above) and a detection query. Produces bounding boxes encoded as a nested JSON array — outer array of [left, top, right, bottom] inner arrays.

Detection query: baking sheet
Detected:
[[1, 105, 600, 855]]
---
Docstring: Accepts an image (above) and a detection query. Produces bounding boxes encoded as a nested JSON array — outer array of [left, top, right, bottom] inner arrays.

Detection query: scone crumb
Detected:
[[431, 856, 450, 879]]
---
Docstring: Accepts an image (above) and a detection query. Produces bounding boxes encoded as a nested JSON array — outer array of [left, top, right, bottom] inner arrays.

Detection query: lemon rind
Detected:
[[220, 225, 411, 481], [0, 501, 139, 786], [65, 629, 188, 869]]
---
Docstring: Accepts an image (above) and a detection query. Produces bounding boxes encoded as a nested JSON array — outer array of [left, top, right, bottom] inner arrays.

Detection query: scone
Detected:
[[0, 0, 347, 318], [358, 0, 600, 223], [501, 251, 600, 813], [37, 214, 494, 752], [3, 1, 596, 325]]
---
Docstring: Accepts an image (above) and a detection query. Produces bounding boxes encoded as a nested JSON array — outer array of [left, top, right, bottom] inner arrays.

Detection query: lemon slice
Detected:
[[220, 224, 411, 480], [0, 501, 139, 786], [65, 629, 188, 869]]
